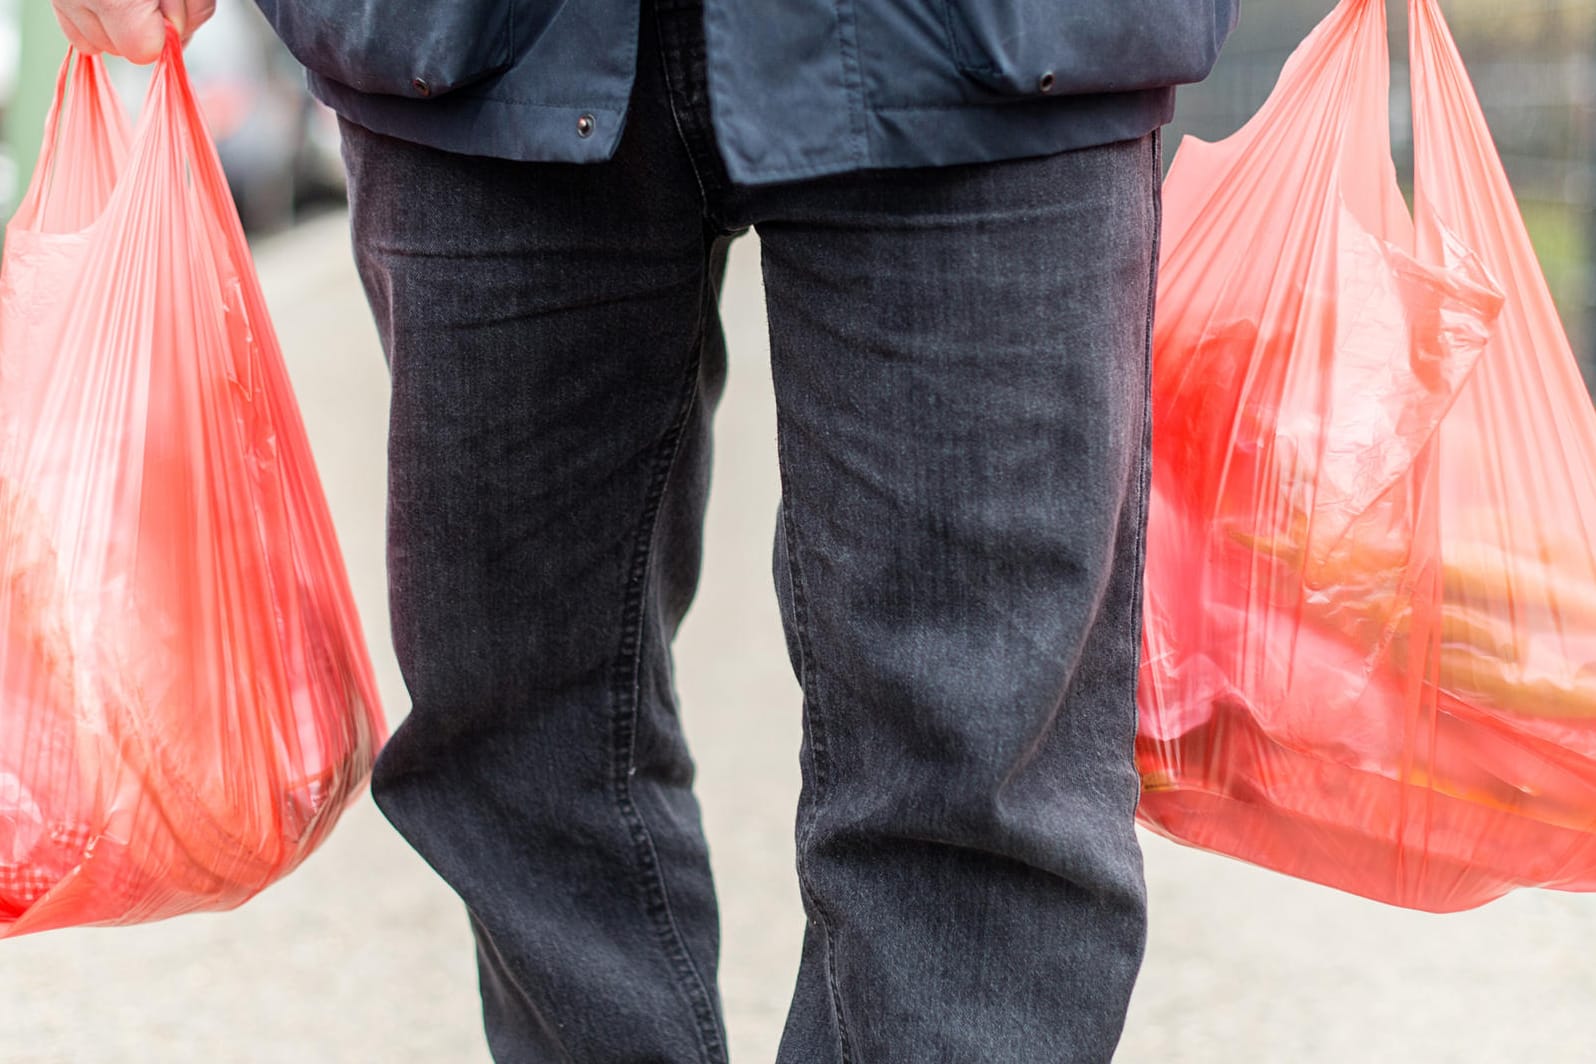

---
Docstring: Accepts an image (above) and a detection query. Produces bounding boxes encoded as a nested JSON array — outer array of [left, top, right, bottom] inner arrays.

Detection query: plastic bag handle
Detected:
[[25, 52, 82, 202], [17, 25, 255, 262], [1407, 0, 1577, 380], [1406, 0, 1533, 270], [12, 49, 131, 233], [137, 26, 251, 249], [170, 28, 251, 246], [1158, 0, 1397, 281]]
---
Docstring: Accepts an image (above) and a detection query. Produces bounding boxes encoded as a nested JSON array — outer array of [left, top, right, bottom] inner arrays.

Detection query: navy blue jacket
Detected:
[[256, 2, 1238, 185]]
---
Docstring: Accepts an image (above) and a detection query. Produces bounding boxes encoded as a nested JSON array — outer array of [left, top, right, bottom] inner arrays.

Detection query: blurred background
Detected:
[[0, 0, 345, 232], [5, 2, 1596, 1062]]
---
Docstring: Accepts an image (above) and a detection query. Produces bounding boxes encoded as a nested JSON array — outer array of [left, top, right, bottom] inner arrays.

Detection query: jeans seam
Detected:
[[610, 261, 727, 1064], [1137, 129, 1160, 594], [775, 430, 857, 1064], [1130, 129, 1161, 793]]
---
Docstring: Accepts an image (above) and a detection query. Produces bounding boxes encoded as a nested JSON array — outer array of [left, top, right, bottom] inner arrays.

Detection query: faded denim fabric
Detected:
[[343, 2, 1159, 1061], [261, 0, 1231, 183]]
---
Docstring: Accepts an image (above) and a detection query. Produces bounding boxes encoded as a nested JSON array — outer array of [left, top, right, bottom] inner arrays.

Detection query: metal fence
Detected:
[[1168, 0, 1596, 388]]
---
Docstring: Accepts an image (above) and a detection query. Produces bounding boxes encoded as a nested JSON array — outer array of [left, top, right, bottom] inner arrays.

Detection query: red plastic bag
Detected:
[[1138, 0, 1596, 911], [0, 32, 384, 938]]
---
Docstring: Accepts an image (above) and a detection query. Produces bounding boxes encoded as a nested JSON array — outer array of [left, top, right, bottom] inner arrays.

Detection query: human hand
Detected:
[[51, 0, 216, 64]]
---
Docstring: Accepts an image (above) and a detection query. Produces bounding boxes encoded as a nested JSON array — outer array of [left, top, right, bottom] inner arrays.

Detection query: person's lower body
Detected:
[[341, 2, 1159, 1061]]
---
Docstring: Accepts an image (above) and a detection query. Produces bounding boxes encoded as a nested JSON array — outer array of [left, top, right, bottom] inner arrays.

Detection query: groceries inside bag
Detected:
[[1137, 0, 1596, 911], [0, 32, 384, 938]]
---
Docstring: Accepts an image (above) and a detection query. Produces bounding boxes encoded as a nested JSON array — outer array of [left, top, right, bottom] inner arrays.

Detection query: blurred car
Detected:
[[109, 0, 345, 233]]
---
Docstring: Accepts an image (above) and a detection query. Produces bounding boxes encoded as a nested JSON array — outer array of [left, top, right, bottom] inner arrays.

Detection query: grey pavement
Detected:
[[4, 210, 1596, 1063]]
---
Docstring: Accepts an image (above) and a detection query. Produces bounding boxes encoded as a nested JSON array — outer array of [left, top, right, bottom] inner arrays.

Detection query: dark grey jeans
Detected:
[[342, 2, 1158, 1061]]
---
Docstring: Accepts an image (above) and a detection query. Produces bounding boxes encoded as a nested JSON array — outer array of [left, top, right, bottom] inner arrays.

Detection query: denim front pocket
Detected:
[[937, 0, 1230, 98], [260, 0, 550, 98]]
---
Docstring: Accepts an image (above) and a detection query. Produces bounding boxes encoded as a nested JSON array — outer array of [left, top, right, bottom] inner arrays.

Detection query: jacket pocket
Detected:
[[938, 0, 1233, 98], [258, 0, 548, 98]]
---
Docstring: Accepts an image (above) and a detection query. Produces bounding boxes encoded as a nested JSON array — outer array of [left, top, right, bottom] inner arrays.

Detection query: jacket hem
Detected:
[[309, 72, 632, 165], [310, 72, 1175, 186], [720, 88, 1177, 186]]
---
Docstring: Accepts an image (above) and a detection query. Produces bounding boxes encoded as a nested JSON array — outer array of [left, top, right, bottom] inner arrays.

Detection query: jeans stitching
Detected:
[[1137, 128, 1161, 586], [1129, 129, 1161, 793], [775, 429, 857, 1064], [609, 259, 727, 1064]]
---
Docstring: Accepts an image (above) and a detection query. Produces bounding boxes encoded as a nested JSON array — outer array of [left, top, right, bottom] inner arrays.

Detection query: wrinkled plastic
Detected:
[[1137, 0, 1596, 911], [0, 32, 384, 938]]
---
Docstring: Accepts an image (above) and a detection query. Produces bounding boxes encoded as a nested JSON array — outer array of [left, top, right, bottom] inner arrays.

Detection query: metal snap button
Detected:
[[1038, 71, 1057, 94], [576, 113, 596, 138], [412, 77, 431, 97]]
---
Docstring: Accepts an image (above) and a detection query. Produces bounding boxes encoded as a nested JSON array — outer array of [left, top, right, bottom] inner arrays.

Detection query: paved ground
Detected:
[[5, 211, 1596, 1062]]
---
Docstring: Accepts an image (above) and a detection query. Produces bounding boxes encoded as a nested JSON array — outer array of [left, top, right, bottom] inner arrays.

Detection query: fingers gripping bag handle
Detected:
[[0, 30, 384, 939]]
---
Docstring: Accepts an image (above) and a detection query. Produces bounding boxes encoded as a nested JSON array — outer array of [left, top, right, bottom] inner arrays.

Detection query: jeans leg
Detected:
[[339, 74, 733, 1064], [756, 134, 1161, 1064]]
